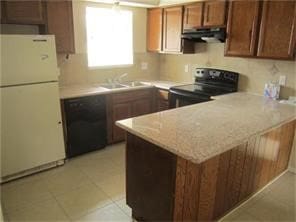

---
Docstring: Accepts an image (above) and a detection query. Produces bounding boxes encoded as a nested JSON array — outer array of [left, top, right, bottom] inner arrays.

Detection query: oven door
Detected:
[[169, 90, 211, 108]]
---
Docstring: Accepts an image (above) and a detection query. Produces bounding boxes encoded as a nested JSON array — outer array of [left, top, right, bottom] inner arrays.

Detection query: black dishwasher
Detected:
[[64, 95, 107, 158]]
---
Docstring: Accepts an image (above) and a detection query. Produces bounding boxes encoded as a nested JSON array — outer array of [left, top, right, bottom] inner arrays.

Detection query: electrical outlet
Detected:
[[184, 64, 189, 73], [279, 75, 286, 86], [141, 62, 148, 70]]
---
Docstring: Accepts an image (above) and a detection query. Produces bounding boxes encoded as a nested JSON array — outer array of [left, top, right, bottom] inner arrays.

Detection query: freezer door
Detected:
[[1, 35, 59, 86], [1, 82, 65, 177]]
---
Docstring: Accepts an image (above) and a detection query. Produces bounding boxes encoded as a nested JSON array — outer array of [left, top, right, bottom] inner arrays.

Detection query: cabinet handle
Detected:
[[185, 8, 189, 25], [206, 5, 210, 22], [249, 19, 256, 52], [288, 22, 295, 57]]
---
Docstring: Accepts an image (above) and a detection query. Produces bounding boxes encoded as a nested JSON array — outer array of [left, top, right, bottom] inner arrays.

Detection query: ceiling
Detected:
[[85, 0, 199, 8]]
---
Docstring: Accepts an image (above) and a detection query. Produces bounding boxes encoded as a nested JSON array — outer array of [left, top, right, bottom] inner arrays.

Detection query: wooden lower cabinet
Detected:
[[132, 98, 152, 116], [156, 89, 169, 111], [107, 89, 154, 143], [112, 103, 132, 142], [126, 120, 295, 221]]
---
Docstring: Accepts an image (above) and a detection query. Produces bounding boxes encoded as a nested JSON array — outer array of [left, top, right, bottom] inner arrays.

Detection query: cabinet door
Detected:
[[257, 1, 296, 59], [46, 0, 75, 54], [183, 2, 203, 30], [225, 1, 260, 56], [163, 6, 183, 53], [132, 99, 152, 117], [203, 1, 226, 27], [147, 8, 163, 52], [112, 102, 132, 142], [1, 1, 5, 23], [4, 0, 44, 24]]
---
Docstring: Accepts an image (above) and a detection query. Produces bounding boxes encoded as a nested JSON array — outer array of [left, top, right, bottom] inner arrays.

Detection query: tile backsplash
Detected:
[[58, 52, 160, 86], [159, 43, 296, 99]]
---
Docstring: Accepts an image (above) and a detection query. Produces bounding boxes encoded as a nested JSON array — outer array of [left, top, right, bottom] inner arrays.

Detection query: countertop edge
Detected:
[[116, 114, 296, 164], [59, 80, 185, 100]]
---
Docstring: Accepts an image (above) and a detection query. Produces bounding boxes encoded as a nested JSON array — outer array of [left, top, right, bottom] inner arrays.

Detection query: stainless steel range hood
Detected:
[[182, 28, 226, 43]]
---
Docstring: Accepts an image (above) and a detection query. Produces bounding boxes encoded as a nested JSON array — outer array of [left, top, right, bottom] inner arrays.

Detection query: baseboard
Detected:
[[218, 170, 287, 221], [1, 159, 65, 184], [288, 166, 296, 174]]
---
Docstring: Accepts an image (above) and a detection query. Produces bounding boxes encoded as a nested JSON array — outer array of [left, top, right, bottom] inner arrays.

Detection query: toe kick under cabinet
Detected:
[[106, 88, 155, 144]]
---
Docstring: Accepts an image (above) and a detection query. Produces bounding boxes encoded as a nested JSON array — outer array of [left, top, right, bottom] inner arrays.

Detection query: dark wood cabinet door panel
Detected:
[[163, 6, 183, 53], [46, 0, 75, 54], [203, 1, 226, 27], [126, 120, 295, 221], [147, 8, 163, 52], [126, 133, 177, 221], [112, 90, 151, 104], [183, 2, 203, 30], [225, 1, 260, 56], [156, 89, 169, 111], [132, 98, 152, 117], [1, 1, 5, 23], [4, 0, 44, 24], [112, 102, 132, 142], [257, 1, 296, 59], [107, 89, 154, 144]]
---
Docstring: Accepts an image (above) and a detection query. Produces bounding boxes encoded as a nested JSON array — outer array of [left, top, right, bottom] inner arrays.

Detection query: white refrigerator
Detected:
[[1, 35, 66, 181]]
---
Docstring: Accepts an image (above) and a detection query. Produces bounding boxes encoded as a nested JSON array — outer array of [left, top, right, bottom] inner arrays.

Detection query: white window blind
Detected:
[[86, 7, 133, 68]]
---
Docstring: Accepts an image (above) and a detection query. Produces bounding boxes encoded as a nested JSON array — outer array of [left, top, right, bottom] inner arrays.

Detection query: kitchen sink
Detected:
[[100, 83, 128, 89], [100, 81, 148, 89], [121, 81, 148, 87]]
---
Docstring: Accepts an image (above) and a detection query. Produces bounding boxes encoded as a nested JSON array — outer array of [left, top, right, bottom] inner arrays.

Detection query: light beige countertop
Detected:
[[59, 80, 184, 99], [116, 92, 296, 164]]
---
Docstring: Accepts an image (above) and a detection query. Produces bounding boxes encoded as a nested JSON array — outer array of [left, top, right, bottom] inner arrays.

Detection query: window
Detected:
[[86, 7, 133, 68]]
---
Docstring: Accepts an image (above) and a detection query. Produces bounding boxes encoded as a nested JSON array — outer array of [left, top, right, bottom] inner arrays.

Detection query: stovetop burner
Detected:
[[169, 68, 239, 108], [171, 83, 233, 97]]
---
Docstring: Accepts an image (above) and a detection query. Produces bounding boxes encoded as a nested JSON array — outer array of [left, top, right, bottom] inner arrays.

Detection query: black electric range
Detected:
[[169, 68, 239, 108]]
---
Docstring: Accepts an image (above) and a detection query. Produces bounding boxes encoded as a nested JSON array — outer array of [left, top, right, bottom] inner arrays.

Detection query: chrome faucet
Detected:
[[106, 73, 128, 85], [114, 73, 128, 84]]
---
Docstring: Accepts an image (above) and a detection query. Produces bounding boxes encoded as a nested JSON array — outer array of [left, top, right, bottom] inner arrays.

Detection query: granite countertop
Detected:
[[59, 80, 184, 99], [116, 92, 296, 164]]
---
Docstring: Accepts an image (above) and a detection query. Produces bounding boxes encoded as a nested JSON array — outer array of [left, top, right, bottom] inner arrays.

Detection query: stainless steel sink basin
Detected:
[[100, 83, 127, 89], [121, 81, 147, 87]]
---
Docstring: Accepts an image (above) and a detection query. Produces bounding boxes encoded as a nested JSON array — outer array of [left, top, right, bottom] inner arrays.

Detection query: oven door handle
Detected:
[[169, 89, 210, 100]]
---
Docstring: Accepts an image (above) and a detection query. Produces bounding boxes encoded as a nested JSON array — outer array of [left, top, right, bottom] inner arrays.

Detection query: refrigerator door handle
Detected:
[[41, 54, 49, 60]]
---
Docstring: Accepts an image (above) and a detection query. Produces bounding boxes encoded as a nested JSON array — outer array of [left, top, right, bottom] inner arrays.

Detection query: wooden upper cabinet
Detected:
[[147, 8, 163, 52], [46, 0, 75, 54], [203, 1, 226, 27], [225, 1, 260, 56], [257, 1, 296, 59], [4, 0, 45, 24], [163, 6, 183, 53], [183, 2, 203, 30]]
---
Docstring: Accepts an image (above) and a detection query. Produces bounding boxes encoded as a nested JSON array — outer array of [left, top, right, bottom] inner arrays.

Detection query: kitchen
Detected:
[[0, 0, 295, 221]]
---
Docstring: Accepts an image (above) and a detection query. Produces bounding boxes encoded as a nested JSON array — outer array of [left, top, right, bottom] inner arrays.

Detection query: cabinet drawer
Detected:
[[112, 89, 152, 103], [157, 89, 169, 101]]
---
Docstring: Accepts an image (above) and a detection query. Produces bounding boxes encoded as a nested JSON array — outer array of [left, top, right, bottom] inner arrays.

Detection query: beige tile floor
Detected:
[[1, 142, 295, 221]]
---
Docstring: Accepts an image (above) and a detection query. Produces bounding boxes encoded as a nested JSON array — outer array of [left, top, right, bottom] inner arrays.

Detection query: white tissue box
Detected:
[[264, 83, 280, 100]]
